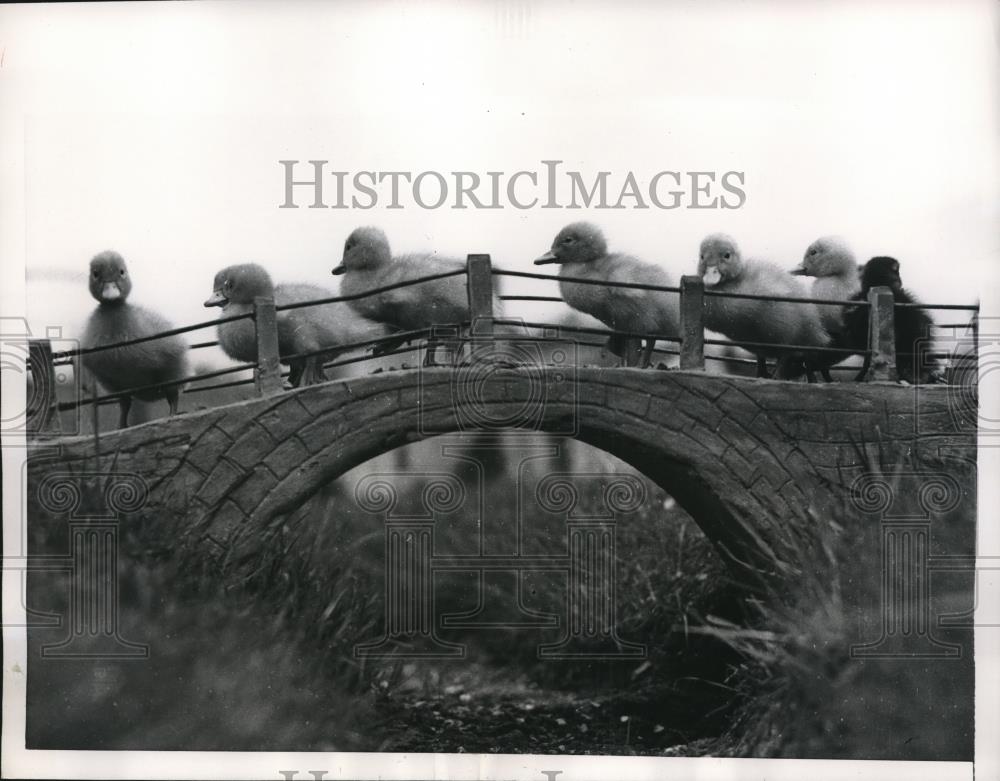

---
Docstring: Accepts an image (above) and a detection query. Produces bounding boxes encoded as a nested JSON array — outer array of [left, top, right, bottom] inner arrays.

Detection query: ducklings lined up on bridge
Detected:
[[61, 225, 962, 430], [80, 251, 189, 428], [205, 263, 389, 387]]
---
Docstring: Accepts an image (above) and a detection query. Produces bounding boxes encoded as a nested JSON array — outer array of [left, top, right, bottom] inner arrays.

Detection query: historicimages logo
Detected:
[[278, 159, 747, 211]]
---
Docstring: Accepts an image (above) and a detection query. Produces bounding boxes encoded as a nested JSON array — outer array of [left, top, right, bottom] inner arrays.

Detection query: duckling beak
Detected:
[[533, 251, 558, 265], [789, 265, 808, 276], [100, 283, 122, 301], [702, 266, 722, 287], [331, 264, 346, 275], [204, 290, 227, 307]]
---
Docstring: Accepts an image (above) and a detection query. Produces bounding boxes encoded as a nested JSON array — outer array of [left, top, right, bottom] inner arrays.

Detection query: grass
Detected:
[[25, 399, 975, 757], [701, 444, 975, 760]]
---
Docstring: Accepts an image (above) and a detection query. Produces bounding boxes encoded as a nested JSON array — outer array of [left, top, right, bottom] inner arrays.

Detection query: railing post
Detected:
[[466, 254, 494, 337], [27, 339, 60, 434], [253, 296, 284, 395], [866, 286, 896, 382], [679, 275, 705, 371]]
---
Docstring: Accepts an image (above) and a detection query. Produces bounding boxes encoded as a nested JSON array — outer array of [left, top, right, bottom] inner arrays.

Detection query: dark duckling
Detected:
[[839, 256, 940, 384], [80, 251, 189, 428]]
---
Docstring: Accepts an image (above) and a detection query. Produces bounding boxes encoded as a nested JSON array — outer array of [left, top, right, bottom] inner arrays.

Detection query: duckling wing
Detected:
[[605, 256, 680, 336], [706, 260, 829, 353], [894, 288, 938, 382], [812, 275, 861, 335], [562, 256, 678, 338], [275, 283, 388, 357], [348, 254, 470, 333], [395, 254, 470, 329], [214, 301, 258, 364]]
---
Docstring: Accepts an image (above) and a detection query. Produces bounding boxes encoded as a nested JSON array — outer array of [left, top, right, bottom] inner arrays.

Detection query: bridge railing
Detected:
[[491, 262, 980, 381], [25, 268, 471, 432], [24, 252, 980, 434]]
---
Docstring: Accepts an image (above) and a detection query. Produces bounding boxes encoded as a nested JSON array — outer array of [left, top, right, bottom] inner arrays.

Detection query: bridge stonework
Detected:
[[26, 368, 976, 589]]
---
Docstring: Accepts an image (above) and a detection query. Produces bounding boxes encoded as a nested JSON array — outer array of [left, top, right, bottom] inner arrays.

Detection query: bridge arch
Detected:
[[202, 368, 818, 587]]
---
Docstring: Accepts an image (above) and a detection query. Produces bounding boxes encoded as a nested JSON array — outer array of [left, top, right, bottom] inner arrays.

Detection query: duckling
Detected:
[[790, 237, 862, 381], [534, 222, 680, 368], [332, 226, 502, 366], [205, 263, 388, 386], [80, 251, 189, 428], [792, 236, 861, 335], [698, 234, 830, 379], [840, 256, 940, 384]]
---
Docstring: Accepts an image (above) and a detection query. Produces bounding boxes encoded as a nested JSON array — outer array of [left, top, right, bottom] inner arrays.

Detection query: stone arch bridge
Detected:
[[27, 367, 976, 593]]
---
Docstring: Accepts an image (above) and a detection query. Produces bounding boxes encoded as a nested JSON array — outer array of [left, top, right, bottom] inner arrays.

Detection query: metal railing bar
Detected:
[[280, 322, 470, 364], [492, 268, 681, 294], [54, 363, 257, 411], [894, 302, 980, 311], [702, 336, 869, 357], [276, 269, 467, 312], [321, 343, 427, 370], [703, 289, 870, 307], [500, 295, 564, 302], [492, 317, 683, 345], [52, 311, 252, 361]]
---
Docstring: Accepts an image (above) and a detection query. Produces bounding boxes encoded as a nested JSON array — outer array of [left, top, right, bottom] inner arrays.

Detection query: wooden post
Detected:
[[253, 296, 284, 395], [972, 310, 979, 371], [866, 286, 897, 382], [466, 254, 494, 337], [679, 275, 705, 371], [27, 339, 60, 434]]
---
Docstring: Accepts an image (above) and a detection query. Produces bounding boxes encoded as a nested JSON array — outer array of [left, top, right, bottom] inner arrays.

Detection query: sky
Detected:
[[1, 0, 997, 363]]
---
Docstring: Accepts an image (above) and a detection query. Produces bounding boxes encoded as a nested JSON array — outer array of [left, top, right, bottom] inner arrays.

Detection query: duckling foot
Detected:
[[639, 340, 656, 369], [422, 341, 441, 368], [166, 388, 181, 416], [117, 396, 132, 429]]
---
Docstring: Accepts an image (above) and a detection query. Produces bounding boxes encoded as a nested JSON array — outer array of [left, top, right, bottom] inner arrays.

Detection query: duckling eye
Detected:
[[119, 269, 126, 276], [562, 236, 574, 245], [723, 252, 731, 260], [809, 249, 817, 256]]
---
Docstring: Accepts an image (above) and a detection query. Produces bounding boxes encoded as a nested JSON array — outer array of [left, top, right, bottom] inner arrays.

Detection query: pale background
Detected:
[[2, 0, 996, 361], [0, 2, 997, 780]]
